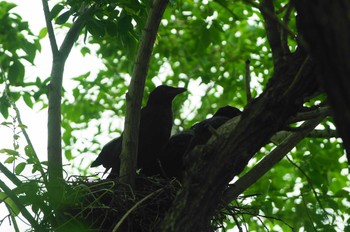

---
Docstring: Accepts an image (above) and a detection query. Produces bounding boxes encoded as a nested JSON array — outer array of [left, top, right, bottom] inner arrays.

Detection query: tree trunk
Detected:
[[295, 0, 350, 163]]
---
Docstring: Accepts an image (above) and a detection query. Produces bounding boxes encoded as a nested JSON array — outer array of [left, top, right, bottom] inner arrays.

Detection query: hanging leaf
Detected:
[[8, 60, 25, 86], [56, 11, 71, 25], [15, 162, 26, 175]]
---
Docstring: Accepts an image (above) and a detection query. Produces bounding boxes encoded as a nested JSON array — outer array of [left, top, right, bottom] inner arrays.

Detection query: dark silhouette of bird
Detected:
[[91, 85, 186, 178], [159, 105, 241, 180]]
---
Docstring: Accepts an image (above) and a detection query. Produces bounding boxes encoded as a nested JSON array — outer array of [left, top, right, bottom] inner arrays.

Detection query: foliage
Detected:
[[0, 0, 349, 231]]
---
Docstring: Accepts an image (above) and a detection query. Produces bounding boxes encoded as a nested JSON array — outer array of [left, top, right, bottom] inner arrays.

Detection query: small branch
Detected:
[[0, 163, 22, 187], [119, 0, 170, 186], [41, 0, 59, 55], [287, 106, 331, 124], [282, 55, 311, 98], [286, 156, 329, 220], [12, 102, 48, 186], [3, 81, 48, 186], [222, 112, 327, 204], [112, 188, 163, 232], [244, 0, 297, 40], [307, 129, 338, 138], [59, 6, 95, 61], [245, 60, 252, 103], [281, 0, 295, 54]]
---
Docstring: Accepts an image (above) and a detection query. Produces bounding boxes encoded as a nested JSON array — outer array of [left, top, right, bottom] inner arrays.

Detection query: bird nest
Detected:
[[59, 175, 181, 231]]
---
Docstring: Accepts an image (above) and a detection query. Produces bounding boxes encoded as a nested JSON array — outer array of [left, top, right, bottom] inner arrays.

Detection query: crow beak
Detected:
[[171, 87, 187, 96]]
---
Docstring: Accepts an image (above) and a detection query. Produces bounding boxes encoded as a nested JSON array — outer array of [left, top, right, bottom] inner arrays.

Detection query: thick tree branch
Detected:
[[44, 3, 94, 212], [222, 113, 328, 204], [260, 0, 284, 66], [119, 0, 169, 186]]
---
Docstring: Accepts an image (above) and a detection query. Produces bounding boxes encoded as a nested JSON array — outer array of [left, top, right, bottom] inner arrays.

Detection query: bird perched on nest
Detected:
[[91, 85, 187, 179], [159, 105, 242, 180]]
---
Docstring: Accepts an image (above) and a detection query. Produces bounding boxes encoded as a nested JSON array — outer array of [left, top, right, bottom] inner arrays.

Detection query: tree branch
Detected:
[[259, 0, 284, 66], [59, 7, 95, 61], [222, 112, 328, 204], [41, 0, 58, 55], [119, 0, 170, 186], [281, 0, 295, 54]]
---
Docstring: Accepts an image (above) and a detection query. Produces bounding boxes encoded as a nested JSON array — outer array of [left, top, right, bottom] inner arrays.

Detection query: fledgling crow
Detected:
[[159, 105, 241, 180], [91, 85, 186, 178]]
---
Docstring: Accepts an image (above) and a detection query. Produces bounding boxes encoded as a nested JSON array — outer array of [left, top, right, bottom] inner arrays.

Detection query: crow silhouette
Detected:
[[91, 85, 186, 178], [159, 105, 241, 180]]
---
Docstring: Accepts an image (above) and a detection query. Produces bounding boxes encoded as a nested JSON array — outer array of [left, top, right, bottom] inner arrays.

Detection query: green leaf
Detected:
[[4, 156, 16, 164], [86, 19, 105, 37], [0, 149, 19, 156], [38, 27, 47, 39], [8, 60, 25, 86], [23, 92, 33, 108], [51, 4, 65, 19], [80, 47, 91, 56], [56, 11, 71, 25], [15, 162, 26, 175], [0, 99, 9, 119], [24, 145, 35, 157]]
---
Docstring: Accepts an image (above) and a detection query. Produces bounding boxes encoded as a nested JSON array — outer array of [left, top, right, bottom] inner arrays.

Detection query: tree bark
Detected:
[[295, 0, 350, 163], [119, 0, 169, 186]]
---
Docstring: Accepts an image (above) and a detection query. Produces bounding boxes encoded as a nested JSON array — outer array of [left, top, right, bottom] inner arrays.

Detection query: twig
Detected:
[[244, 0, 297, 39], [112, 188, 164, 232], [222, 112, 327, 204], [286, 156, 329, 221]]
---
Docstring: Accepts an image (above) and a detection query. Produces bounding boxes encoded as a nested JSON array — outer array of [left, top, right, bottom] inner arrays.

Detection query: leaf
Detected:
[[15, 162, 26, 175], [23, 92, 33, 108], [4, 156, 16, 164], [80, 47, 91, 57], [22, 41, 37, 63], [8, 60, 25, 86], [86, 19, 105, 37], [51, 4, 65, 19], [0, 101, 9, 119], [38, 27, 47, 39], [56, 11, 71, 25], [0, 149, 19, 156], [24, 145, 35, 157]]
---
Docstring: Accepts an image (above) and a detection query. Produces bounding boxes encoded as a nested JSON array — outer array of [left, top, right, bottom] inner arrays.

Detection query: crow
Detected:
[[91, 85, 186, 178], [159, 105, 241, 180]]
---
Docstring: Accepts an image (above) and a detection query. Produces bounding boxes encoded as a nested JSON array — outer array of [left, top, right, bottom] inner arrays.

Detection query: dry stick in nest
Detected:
[[112, 187, 164, 232]]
